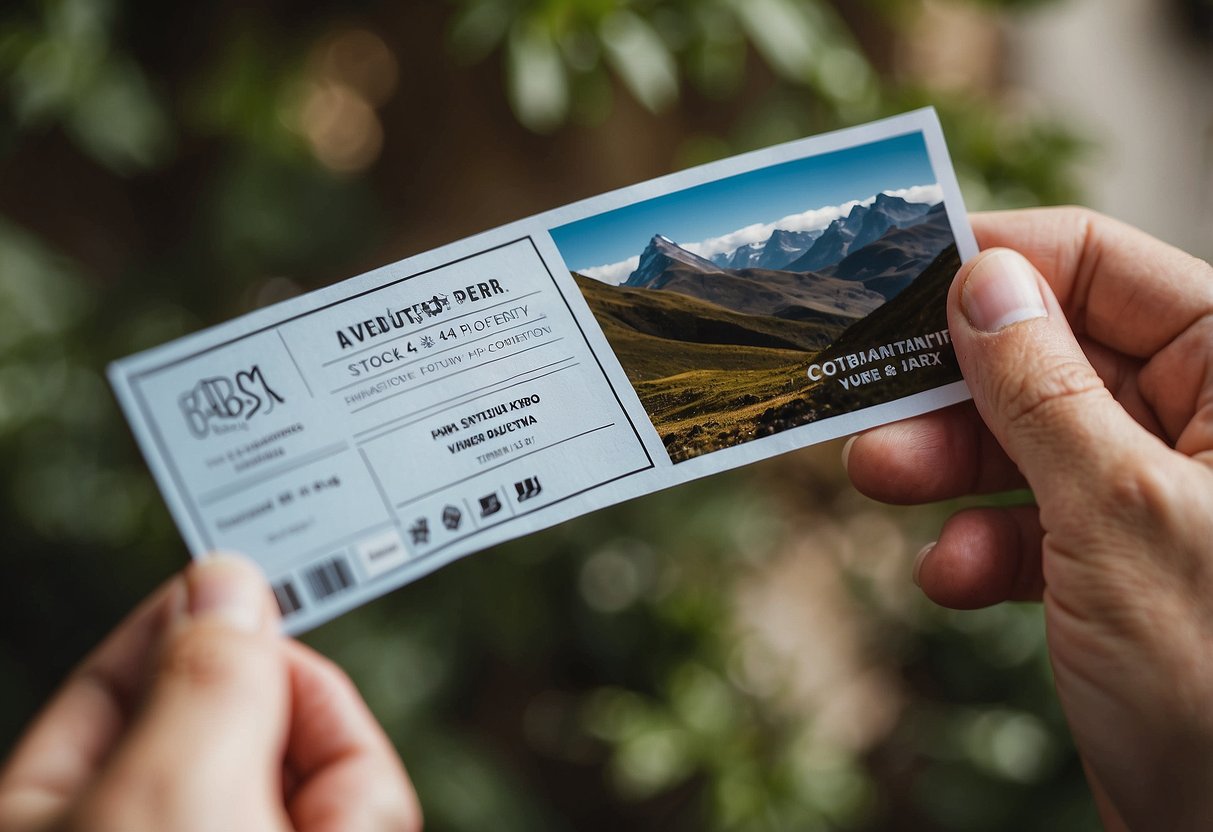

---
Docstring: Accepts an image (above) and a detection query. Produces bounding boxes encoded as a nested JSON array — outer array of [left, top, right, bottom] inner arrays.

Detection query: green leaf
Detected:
[[599, 10, 678, 113], [449, 0, 513, 63], [729, 0, 821, 84], [506, 18, 569, 132], [66, 57, 173, 172]]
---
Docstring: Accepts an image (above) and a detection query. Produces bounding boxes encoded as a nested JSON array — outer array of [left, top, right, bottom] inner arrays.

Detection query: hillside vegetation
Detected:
[[575, 237, 963, 462]]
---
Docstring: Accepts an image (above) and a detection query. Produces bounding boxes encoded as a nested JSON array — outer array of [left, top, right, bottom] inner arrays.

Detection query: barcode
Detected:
[[272, 579, 303, 617], [305, 556, 356, 601]]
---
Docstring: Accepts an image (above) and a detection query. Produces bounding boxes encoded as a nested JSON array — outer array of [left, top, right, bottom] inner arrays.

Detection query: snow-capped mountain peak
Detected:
[[625, 234, 723, 287]]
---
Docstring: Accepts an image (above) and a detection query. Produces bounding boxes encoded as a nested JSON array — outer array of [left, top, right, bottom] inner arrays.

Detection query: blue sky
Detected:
[[550, 131, 939, 283]]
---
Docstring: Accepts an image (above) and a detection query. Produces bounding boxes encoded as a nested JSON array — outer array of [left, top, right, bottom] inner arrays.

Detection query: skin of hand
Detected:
[[844, 207, 1213, 832], [0, 555, 422, 832]]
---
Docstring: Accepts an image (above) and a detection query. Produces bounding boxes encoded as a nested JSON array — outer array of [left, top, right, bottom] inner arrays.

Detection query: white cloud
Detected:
[[575, 184, 942, 284], [682, 199, 866, 261], [579, 255, 640, 285], [883, 183, 943, 204]]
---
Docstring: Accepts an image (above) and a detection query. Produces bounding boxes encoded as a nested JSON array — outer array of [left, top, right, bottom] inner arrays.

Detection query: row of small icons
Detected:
[[407, 475, 542, 545]]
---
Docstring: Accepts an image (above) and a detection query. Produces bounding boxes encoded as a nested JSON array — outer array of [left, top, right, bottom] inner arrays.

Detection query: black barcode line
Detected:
[[272, 580, 303, 616], [305, 556, 355, 602]]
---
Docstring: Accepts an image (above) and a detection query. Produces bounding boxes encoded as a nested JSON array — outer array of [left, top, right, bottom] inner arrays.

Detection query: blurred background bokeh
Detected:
[[1, 0, 1210, 829]]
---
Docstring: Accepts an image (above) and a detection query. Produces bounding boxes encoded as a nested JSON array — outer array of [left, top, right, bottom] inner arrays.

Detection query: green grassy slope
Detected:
[[573, 271, 852, 354]]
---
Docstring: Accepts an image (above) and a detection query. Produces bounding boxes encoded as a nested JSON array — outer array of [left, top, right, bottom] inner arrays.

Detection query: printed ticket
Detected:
[[109, 108, 977, 633]]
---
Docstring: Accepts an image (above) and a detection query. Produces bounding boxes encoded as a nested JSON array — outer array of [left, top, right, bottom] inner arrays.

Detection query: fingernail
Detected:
[[841, 436, 858, 471], [962, 249, 1047, 333], [912, 542, 935, 587], [186, 553, 266, 633]]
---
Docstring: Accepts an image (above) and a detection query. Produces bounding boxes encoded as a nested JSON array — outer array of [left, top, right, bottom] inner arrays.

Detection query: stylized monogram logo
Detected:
[[179, 365, 285, 438]]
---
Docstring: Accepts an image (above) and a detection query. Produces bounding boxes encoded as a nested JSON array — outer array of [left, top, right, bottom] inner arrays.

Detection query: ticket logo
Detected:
[[178, 365, 285, 438]]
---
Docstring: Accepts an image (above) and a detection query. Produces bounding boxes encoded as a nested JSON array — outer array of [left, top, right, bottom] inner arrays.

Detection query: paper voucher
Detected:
[[109, 108, 977, 633]]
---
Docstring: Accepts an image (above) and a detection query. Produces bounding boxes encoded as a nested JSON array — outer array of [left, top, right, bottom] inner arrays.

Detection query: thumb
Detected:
[[93, 555, 289, 830], [948, 247, 1150, 507]]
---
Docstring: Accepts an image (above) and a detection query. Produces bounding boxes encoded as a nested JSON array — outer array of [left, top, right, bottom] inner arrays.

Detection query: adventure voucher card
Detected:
[[109, 109, 976, 633]]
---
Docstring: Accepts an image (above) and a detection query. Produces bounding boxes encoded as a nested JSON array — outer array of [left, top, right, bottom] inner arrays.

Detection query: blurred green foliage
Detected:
[[1, 0, 1100, 829]]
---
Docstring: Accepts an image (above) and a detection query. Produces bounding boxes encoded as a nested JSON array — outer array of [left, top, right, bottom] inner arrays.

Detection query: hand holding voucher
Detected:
[[846, 207, 1213, 831], [0, 556, 421, 832]]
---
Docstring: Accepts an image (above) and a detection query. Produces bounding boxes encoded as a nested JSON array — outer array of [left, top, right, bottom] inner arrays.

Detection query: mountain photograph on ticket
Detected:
[[549, 132, 963, 463]]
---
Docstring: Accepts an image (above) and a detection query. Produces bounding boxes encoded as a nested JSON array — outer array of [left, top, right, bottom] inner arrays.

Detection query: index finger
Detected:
[[971, 208, 1213, 358], [283, 640, 421, 832]]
